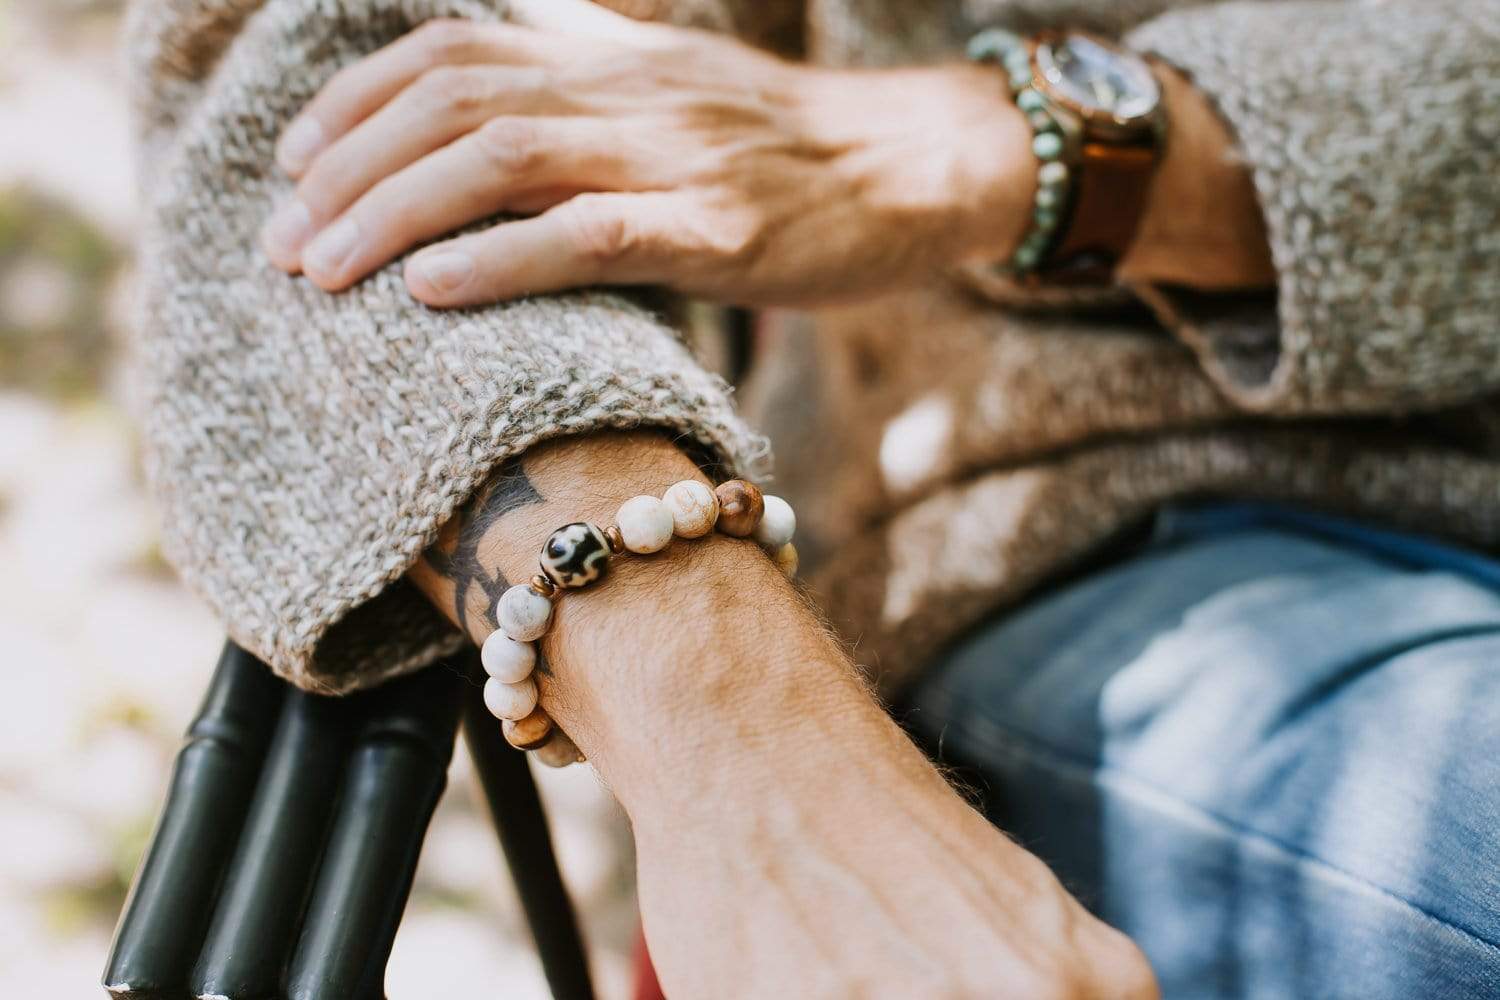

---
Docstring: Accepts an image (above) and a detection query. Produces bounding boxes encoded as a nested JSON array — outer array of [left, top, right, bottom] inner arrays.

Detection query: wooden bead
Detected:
[[534, 729, 585, 768], [714, 480, 764, 538], [498, 583, 552, 642], [540, 521, 610, 589], [774, 541, 799, 579], [481, 631, 536, 683], [617, 495, 674, 554], [663, 480, 718, 538], [503, 705, 554, 751], [753, 494, 796, 549], [483, 676, 538, 721]]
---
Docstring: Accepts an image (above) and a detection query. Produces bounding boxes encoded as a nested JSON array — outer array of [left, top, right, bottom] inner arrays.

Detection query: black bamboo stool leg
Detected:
[[460, 650, 596, 1000], [103, 643, 285, 997], [104, 643, 461, 998], [104, 640, 597, 999], [281, 665, 461, 999]]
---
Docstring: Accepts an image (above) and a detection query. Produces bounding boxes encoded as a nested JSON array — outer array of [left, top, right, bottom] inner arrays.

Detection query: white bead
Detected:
[[617, 494, 674, 554], [481, 632, 536, 683], [1038, 161, 1069, 187], [753, 494, 796, 549], [497, 584, 552, 641], [483, 676, 538, 721], [662, 480, 718, 538], [774, 542, 799, 579], [534, 729, 585, 768]]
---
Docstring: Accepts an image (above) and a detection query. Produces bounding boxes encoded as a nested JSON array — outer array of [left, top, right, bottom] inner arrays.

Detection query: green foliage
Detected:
[[0, 186, 125, 401]]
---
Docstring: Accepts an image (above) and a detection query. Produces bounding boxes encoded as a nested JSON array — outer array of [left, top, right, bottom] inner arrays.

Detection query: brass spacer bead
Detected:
[[715, 479, 765, 538], [604, 524, 627, 555], [503, 706, 555, 751], [529, 573, 558, 599], [534, 729, 586, 768]]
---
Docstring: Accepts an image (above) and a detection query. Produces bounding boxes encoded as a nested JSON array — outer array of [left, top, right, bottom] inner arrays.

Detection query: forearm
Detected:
[[407, 431, 922, 814], [409, 431, 1157, 997]]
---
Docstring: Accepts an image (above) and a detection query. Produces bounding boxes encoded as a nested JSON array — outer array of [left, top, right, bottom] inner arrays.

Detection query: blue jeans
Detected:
[[910, 505, 1500, 999]]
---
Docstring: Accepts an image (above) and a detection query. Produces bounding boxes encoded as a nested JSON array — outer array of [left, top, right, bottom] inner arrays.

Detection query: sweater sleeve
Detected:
[[1126, 0, 1500, 415], [124, 0, 769, 694]]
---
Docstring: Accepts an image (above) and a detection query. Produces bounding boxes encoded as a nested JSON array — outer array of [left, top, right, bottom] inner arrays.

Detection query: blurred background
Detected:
[[0, 0, 640, 995]]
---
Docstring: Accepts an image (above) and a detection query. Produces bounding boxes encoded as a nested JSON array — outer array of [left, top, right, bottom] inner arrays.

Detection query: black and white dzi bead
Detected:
[[540, 522, 611, 589], [485, 481, 800, 769]]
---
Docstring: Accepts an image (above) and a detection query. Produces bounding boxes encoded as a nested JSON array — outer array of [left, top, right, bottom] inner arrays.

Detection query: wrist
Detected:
[[933, 63, 1040, 265], [541, 529, 841, 794], [489, 496, 867, 826], [810, 63, 1036, 272], [1117, 62, 1276, 289], [410, 432, 849, 805]]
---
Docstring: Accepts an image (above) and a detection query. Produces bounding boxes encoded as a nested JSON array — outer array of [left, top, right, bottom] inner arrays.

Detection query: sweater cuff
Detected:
[[1128, 0, 1500, 415], [143, 302, 769, 695], [130, 0, 772, 693]]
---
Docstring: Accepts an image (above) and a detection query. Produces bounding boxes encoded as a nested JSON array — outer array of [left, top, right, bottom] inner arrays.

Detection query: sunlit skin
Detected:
[[409, 432, 1160, 999], [261, 0, 1271, 309], [269, 0, 1279, 992]]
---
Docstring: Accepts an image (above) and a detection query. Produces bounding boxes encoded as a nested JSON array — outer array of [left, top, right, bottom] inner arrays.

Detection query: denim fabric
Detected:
[[910, 506, 1500, 999]]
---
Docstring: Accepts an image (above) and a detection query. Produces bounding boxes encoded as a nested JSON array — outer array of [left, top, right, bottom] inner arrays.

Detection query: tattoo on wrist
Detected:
[[423, 459, 543, 637]]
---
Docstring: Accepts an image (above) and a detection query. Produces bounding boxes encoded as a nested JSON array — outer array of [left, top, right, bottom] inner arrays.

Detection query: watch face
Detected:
[[1035, 33, 1160, 122]]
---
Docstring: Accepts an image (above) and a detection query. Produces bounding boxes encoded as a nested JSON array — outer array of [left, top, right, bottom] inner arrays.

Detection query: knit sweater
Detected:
[[126, 0, 1500, 695]]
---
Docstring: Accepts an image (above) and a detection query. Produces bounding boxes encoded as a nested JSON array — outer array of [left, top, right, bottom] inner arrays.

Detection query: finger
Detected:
[[275, 18, 550, 177], [405, 191, 696, 305], [508, 0, 656, 42], [301, 118, 640, 291], [263, 65, 554, 271]]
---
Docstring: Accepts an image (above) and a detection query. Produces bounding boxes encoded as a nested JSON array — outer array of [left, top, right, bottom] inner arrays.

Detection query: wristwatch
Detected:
[[969, 29, 1167, 285]]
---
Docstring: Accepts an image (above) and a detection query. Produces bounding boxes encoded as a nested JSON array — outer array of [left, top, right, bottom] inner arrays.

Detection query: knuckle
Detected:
[[562, 196, 634, 265], [292, 175, 339, 221], [412, 18, 476, 62], [361, 181, 418, 236], [411, 65, 487, 112], [703, 207, 760, 262], [1053, 908, 1158, 1000], [1092, 931, 1159, 1000], [473, 118, 546, 177], [295, 155, 359, 217]]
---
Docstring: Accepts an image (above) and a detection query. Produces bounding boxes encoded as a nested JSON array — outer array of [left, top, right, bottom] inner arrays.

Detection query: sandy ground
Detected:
[[0, 1, 638, 995]]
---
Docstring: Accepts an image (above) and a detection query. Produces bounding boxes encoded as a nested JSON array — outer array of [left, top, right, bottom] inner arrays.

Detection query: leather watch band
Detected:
[[1042, 140, 1158, 283], [966, 27, 1167, 285]]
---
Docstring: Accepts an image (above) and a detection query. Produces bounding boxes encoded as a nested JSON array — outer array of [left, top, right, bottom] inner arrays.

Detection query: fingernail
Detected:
[[277, 117, 325, 174], [416, 251, 474, 292], [261, 200, 313, 261], [303, 217, 360, 278]]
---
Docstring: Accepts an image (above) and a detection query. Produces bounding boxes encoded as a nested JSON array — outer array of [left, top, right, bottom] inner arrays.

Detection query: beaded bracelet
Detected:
[[966, 28, 1075, 276], [477, 479, 798, 768]]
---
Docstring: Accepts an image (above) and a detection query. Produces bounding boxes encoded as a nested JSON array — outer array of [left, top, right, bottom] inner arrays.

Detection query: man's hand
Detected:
[[409, 433, 1158, 998], [260, 0, 1035, 307]]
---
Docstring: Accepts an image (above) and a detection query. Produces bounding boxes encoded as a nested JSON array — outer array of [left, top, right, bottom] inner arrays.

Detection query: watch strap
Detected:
[[1041, 140, 1159, 283]]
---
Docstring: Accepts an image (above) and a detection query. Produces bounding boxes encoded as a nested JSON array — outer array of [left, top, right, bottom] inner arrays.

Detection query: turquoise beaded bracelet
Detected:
[[967, 28, 1075, 276], [478, 479, 798, 768]]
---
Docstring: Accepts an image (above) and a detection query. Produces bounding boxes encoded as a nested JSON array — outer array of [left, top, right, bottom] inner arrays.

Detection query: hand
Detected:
[[260, 0, 1034, 308], [409, 433, 1158, 999]]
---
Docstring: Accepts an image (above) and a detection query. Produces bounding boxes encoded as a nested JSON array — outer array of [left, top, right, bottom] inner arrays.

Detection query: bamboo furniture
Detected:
[[102, 641, 594, 999]]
